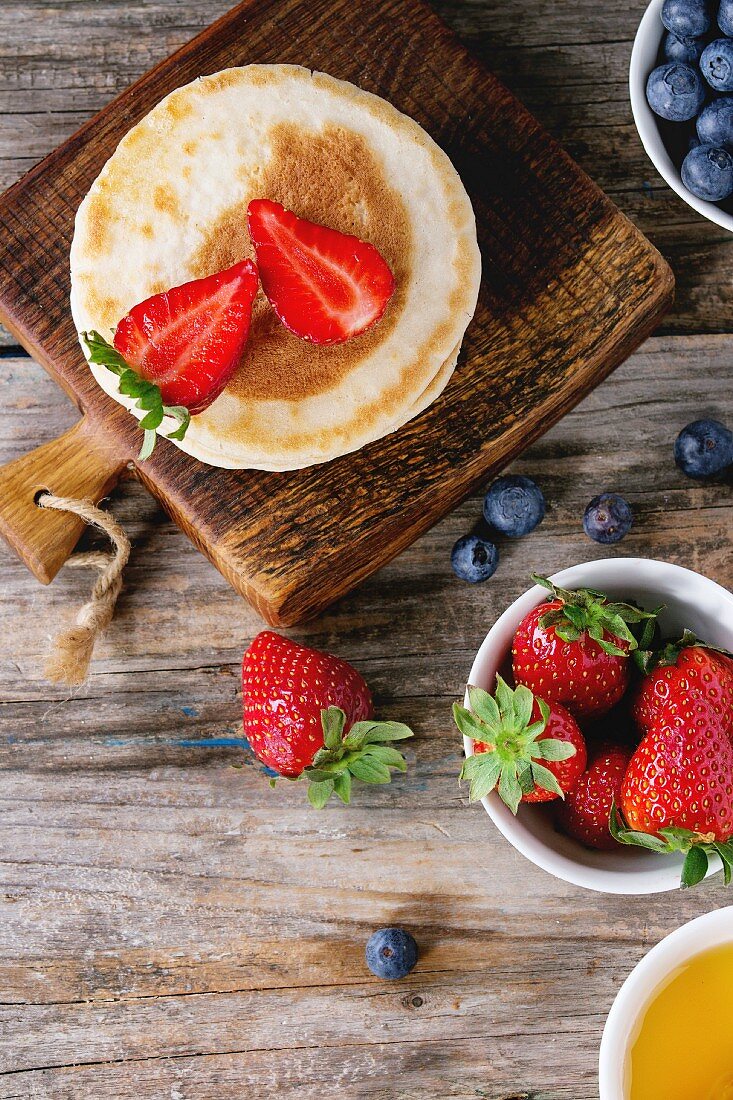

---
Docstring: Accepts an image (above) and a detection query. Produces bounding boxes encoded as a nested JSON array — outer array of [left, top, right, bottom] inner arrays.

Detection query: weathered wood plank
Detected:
[[0, 334, 731, 1096]]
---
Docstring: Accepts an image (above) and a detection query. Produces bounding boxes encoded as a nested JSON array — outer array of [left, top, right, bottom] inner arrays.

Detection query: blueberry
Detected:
[[674, 418, 733, 477], [696, 95, 733, 145], [646, 63, 706, 120], [450, 534, 499, 583], [482, 475, 545, 538], [701, 38, 733, 90], [663, 31, 705, 64], [365, 928, 418, 980], [583, 494, 633, 544], [661, 0, 712, 37], [719, 0, 733, 36], [681, 143, 733, 199]]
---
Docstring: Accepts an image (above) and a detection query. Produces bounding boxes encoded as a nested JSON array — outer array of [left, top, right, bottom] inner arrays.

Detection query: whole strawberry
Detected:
[[242, 631, 412, 807], [556, 743, 631, 850], [633, 631, 733, 738], [454, 675, 587, 812], [614, 694, 733, 887], [512, 574, 657, 719]]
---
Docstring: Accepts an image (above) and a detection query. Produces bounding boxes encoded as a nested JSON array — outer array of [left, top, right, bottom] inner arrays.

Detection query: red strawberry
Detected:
[[242, 631, 413, 807], [83, 259, 259, 458], [454, 675, 587, 812], [633, 633, 733, 739], [512, 574, 657, 719], [247, 199, 394, 344], [113, 259, 259, 413], [556, 743, 631, 850], [614, 694, 733, 887]]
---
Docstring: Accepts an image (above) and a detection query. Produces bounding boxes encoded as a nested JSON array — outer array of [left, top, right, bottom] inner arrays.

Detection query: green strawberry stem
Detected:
[[453, 675, 576, 814], [273, 706, 413, 809], [633, 629, 733, 675], [82, 331, 191, 460], [531, 573, 659, 658], [610, 802, 733, 889]]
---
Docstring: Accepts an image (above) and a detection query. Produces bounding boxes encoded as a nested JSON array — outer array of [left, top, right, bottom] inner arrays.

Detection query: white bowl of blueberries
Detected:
[[631, 0, 733, 227]]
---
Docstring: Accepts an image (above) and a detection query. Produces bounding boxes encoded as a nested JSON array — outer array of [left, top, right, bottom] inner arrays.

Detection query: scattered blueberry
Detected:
[[661, 0, 712, 37], [681, 143, 733, 199], [664, 31, 705, 65], [720, 0, 733, 35], [482, 475, 545, 538], [646, 62, 706, 121], [450, 534, 499, 583], [697, 96, 733, 146], [674, 418, 733, 477], [688, 133, 702, 151], [701, 38, 733, 91], [365, 928, 418, 980], [583, 494, 633, 544]]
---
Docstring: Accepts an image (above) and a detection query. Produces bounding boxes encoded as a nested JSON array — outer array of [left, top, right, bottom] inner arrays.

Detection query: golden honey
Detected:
[[627, 942, 733, 1099]]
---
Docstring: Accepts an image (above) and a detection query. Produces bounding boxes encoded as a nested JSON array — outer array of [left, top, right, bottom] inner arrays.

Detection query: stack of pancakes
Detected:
[[70, 65, 481, 470]]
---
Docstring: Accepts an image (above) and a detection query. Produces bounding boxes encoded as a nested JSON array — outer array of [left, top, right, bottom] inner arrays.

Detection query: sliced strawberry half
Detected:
[[112, 259, 259, 413], [247, 199, 395, 345]]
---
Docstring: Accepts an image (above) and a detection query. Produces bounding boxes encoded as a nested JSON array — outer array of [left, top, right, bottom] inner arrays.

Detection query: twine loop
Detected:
[[37, 493, 130, 686]]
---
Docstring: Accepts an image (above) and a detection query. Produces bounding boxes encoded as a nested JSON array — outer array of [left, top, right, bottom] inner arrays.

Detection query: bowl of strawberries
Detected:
[[454, 558, 733, 894]]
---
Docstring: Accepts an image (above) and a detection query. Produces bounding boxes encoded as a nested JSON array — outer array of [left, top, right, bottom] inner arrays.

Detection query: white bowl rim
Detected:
[[629, 0, 733, 233], [462, 557, 733, 895], [598, 905, 733, 1099]]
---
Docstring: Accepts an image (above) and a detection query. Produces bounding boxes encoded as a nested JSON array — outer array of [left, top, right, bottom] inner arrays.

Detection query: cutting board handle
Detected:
[[0, 416, 128, 584]]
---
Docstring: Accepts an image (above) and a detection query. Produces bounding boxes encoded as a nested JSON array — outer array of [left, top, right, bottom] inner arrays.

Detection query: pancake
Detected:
[[70, 65, 481, 469], [248, 341, 461, 472]]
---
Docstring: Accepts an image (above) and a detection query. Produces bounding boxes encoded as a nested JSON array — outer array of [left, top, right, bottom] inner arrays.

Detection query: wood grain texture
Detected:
[[0, 0, 672, 625], [0, 335, 731, 1098], [0, 417, 128, 583]]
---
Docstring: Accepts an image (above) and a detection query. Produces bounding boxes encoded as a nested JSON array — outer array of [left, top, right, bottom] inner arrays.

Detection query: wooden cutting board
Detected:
[[0, 0, 673, 626]]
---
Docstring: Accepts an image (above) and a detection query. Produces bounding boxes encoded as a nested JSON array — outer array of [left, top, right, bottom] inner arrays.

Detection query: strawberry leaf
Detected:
[[532, 572, 658, 655], [298, 707, 413, 807], [467, 686, 501, 728], [498, 767, 523, 814], [361, 744, 408, 771], [165, 407, 191, 441], [308, 779, 335, 809], [530, 761, 564, 798], [139, 409, 162, 431], [609, 803, 726, 886], [512, 683, 534, 729], [516, 758, 534, 795], [452, 703, 495, 745], [716, 843, 733, 886], [349, 756, 392, 784], [332, 770, 352, 805], [532, 738, 577, 762], [82, 330, 192, 459], [139, 429, 157, 462], [455, 675, 574, 813], [681, 846, 709, 889], [461, 756, 502, 802], [359, 721, 413, 745], [494, 676, 514, 715], [322, 706, 346, 751]]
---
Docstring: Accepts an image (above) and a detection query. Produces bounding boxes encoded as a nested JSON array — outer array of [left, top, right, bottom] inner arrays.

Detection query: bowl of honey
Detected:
[[599, 906, 733, 1099]]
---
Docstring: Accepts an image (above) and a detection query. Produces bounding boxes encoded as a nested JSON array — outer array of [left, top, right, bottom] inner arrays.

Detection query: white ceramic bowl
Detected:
[[599, 905, 733, 1098], [630, 0, 733, 232], [462, 558, 733, 894]]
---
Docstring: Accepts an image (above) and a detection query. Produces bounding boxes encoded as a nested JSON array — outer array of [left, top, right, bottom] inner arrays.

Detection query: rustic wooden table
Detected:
[[0, 3, 731, 1098]]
